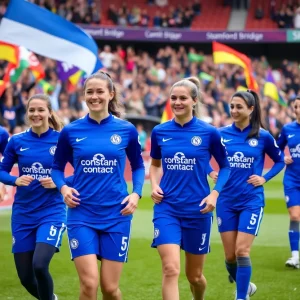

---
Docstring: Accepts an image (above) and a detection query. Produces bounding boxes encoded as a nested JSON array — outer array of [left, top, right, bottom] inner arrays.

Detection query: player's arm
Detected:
[[51, 128, 79, 208], [277, 127, 293, 165], [0, 130, 9, 154], [149, 128, 164, 204], [206, 160, 218, 183]]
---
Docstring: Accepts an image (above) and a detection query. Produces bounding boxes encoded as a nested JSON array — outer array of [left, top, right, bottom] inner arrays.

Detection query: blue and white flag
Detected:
[[0, 0, 102, 75]]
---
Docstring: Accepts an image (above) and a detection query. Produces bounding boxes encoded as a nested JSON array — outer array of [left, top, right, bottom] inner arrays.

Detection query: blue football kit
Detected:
[[0, 128, 67, 253], [0, 126, 9, 154], [216, 123, 284, 235], [150, 117, 230, 255], [51, 114, 145, 261], [277, 121, 300, 208]]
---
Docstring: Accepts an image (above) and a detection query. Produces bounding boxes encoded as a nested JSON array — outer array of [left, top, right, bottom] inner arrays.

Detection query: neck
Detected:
[[235, 119, 250, 131], [297, 118, 300, 124], [174, 115, 193, 126], [89, 111, 109, 123], [31, 125, 49, 136]]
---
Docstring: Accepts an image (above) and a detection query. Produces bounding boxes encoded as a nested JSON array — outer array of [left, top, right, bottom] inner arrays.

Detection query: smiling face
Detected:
[[27, 99, 50, 130], [230, 96, 254, 125], [84, 78, 114, 115], [170, 86, 196, 120]]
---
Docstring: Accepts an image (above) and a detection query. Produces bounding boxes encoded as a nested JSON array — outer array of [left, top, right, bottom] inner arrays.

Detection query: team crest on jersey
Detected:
[[248, 138, 258, 147], [154, 228, 160, 238], [12, 236, 15, 245], [110, 134, 122, 145], [49, 146, 57, 155], [217, 217, 222, 226], [191, 136, 202, 146], [70, 238, 79, 249], [285, 195, 290, 203]]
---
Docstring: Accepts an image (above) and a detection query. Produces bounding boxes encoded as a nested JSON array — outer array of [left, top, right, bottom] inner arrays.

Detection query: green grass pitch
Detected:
[[1, 172, 299, 299]]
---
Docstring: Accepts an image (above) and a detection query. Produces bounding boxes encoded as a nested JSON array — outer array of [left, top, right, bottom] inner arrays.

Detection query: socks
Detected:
[[225, 260, 237, 282], [236, 256, 251, 300], [289, 221, 299, 255]]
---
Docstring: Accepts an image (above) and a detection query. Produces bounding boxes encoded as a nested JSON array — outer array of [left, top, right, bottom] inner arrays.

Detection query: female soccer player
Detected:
[[0, 94, 67, 300], [51, 71, 145, 300], [0, 125, 9, 201], [150, 77, 231, 300], [215, 90, 285, 300], [277, 95, 300, 269]]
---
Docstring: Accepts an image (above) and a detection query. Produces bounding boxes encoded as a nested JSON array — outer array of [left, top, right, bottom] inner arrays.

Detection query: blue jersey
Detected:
[[217, 123, 284, 207], [51, 114, 145, 226], [0, 126, 9, 154], [0, 128, 66, 224], [150, 117, 230, 218], [277, 121, 300, 189]]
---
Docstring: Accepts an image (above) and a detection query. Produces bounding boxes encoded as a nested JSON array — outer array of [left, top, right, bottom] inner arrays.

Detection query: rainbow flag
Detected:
[[264, 69, 287, 107], [161, 100, 173, 123], [0, 42, 19, 66], [212, 42, 258, 92]]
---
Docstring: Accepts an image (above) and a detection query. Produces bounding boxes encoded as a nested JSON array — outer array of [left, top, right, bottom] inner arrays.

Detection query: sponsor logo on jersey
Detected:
[[227, 152, 254, 168], [164, 152, 196, 171], [22, 162, 51, 179], [81, 153, 117, 173], [290, 144, 300, 158]]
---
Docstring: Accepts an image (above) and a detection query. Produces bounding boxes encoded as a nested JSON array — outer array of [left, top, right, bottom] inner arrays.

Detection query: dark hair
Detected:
[[83, 71, 123, 118], [231, 90, 264, 139], [295, 95, 300, 101], [26, 94, 64, 131], [170, 76, 203, 118]]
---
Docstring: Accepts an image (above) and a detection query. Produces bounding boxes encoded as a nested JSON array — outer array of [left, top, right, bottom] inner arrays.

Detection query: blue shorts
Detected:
[[216, 204, 264, 236], [67, 221, 132, 262], [151, 214, 213, 255], [12, 221, 66, 253], [284, 188, 300, 208]]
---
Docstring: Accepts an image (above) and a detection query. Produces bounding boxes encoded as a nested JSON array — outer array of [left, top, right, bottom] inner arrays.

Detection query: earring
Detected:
[[192, 105, 196, 109]]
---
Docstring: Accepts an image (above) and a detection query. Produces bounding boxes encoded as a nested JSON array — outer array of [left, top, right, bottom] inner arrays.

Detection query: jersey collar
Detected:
[[172, 116, 197, 128], [232, 122, 251, 133], [29, 127, 53, 138], [86, 113, 113, 125]]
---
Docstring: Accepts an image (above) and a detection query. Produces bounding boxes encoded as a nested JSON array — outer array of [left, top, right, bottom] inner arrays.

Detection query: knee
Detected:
[[235, 245, 250, 257], [81, 277, 99, 296], [186, 272, 205, 287], [290, 215, 300, 222], [225, 253, 236, 263], [101, 282, 119, 297], [19, 273, 34, 288], [162, 262, 180, 278], [32, 260, 48, 277]]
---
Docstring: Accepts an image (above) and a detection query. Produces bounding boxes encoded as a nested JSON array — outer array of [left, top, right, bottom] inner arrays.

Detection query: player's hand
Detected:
[[0, 184, 6, 202], [200, 190, 218, 214], [209, 171, 218, 183], [247, 175, 266, 187], [120, 192, 140, 216], [39, 177, 56, 189], [151, 185, 164, 204], [284, 156, 293, 165], [15, 175, 34, 186], [61, 185, 80, 208]]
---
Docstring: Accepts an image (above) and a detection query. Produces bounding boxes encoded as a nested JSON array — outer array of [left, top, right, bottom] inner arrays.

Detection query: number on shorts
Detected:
[[121, 236, 128, 251], [250, 214, 258, 225], [201, 233, 207, 246], [49, 225, 57, 237]]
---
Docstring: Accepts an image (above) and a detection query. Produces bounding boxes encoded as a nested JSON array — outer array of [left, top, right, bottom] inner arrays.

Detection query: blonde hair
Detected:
[[83, 71, 123, 118], [26, 94, 64, 131], [170, 76, 203, 118]]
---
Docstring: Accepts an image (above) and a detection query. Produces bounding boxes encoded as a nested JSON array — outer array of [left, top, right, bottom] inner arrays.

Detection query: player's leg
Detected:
[[152, 214, 181, 300], [69, 225, 100, 300], [285, 189, 300, 268], [182, 216, 212, 300], [235, 207, 263, 300], [12, 223, 39, 298], [99, 221, 132, 300], [33, 222, 66, 300]]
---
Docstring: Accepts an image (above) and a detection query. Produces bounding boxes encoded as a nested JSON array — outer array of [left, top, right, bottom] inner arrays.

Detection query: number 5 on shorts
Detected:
[[121, 236, 128, 251], [250, 214, 258, 225]]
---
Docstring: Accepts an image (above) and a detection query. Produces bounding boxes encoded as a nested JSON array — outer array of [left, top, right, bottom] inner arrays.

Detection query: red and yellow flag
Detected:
[[0, 42, 20, 66], [161, 100, 173, 123], [212, 42, 258, 92]]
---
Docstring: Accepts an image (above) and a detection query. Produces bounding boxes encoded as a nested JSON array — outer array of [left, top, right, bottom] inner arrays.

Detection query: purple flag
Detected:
[[57, 61, 79, 81]]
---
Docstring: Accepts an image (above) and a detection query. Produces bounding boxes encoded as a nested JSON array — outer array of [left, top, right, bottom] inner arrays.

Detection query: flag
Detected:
[[161, 100, 173, 123], [236, 86, 248, 92], [0, 42, 19, 65], [57, 61, 79, 81], [0, 63, 14, 96], [38, 79, 54, 94], [212, 42, 258, 92], [69, 70, 84, 86], [0, 0, 103, 75], [264, 69, 287, 107]]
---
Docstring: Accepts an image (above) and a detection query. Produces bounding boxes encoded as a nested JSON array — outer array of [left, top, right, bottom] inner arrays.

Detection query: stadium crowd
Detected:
[[0, 44, 299, 150]]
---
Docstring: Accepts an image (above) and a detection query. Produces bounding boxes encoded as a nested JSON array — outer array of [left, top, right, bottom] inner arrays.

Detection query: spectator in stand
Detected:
[[153, 10, 162, 27], [192, 0, 201, 15], [136, 123, 147, 151], [108, 4, 119, 25], [294, 7, 300, 28], [155, 0, 168, 7], [100, 45, 115, 70], [255, 3, 264, 20]]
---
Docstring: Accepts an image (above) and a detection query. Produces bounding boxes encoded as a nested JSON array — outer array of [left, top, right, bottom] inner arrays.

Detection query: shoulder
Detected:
[[9, 129, 29, 142], [152, 120, 173, 133], [195, 118, 217, 131], [282, 121, 296, 131], [112, 116, 135, 128], [0, 126, 9, 138]]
